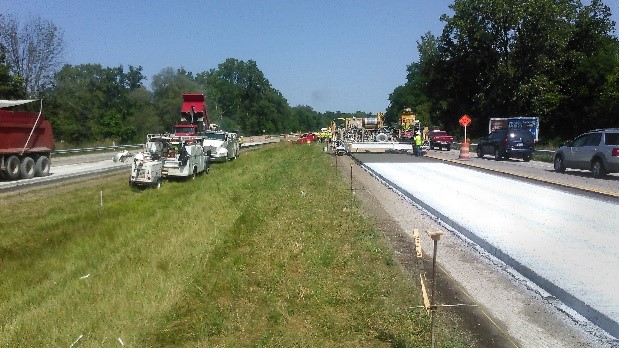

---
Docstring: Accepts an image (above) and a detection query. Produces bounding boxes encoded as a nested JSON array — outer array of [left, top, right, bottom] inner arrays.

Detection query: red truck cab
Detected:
[[428, 130, 454, 151]]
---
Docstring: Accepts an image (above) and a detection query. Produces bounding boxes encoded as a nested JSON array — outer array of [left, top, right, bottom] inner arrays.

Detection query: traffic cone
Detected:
[[458, 141, 470, 160]]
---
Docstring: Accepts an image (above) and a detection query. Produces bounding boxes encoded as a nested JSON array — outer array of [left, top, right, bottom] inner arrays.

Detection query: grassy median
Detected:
[[0, 142, 468, 347]]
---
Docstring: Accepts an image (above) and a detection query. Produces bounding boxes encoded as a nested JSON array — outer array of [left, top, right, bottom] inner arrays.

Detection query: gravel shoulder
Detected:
[[336, 153, 617, 348]]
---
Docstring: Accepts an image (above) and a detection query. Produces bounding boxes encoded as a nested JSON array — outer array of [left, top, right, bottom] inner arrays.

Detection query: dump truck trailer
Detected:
[[0, 100, 54, 180]]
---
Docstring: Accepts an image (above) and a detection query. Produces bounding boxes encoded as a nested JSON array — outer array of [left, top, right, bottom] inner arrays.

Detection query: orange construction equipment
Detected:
[[458, 141, 471, 160]]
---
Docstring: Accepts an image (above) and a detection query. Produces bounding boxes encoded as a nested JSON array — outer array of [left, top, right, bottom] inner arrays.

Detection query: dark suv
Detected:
[[553, 128, 619, 177], [476, 128, 535, 161]]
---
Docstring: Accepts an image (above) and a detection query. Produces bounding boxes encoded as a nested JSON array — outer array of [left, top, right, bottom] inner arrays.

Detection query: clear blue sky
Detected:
[[2, 0, 618, 114]]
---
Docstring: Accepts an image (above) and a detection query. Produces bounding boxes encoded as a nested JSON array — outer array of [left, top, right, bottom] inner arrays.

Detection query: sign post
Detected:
[[458, 114, 472, 160], [458, 114, 472, 142]]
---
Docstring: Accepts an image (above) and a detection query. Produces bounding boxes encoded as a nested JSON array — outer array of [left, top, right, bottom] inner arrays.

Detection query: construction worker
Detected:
[[414, 131, 422, 156]]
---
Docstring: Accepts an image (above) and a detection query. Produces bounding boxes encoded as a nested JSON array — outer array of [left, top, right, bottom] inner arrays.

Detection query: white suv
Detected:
[[553, 128, 619, 177]]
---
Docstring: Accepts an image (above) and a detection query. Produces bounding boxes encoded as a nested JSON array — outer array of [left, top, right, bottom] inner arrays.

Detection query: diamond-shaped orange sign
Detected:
[[459, 114, 471, 127]]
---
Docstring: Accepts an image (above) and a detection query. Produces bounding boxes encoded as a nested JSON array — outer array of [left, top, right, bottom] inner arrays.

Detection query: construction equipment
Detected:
[[0, 99, 54, 180], [162, 136, 209, 179], [332, 110, 420, 154], [114, 135, 167, 188], [399, 108, 422, 141]]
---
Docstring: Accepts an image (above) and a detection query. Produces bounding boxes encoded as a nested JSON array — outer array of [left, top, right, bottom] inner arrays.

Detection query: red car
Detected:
[[297, 133, 318, 143]]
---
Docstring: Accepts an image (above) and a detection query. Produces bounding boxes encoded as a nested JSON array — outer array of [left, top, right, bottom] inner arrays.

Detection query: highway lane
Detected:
[[0, 136, 282, 193], [426, 148, 619, 197], [0, 153, 130, 193], [353, 152, 619, 340]]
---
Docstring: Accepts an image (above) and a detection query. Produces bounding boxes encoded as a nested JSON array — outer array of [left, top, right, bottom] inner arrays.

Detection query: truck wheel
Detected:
[[155, 178, 162, 189], [20, 156, 36, 179], [494, 148, 502, 161], [446, 145, 451, 151], [34, 156, 51, 177], [4, 155, 21, 180], [477, 146, 483, 158]]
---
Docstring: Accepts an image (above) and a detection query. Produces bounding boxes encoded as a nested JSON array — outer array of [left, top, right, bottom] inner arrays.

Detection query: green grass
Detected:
[[0, 142, 469, 347]]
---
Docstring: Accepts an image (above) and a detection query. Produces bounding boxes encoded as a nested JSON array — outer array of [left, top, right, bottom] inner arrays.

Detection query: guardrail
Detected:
[[53, 138, 273, 155], [451, 142, 555, 155], [53, 144, 143, 155]]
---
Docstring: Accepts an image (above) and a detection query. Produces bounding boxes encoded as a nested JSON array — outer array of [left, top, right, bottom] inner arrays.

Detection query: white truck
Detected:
[[162, 136, 209, 179], [202, 130, 240, 162], [114, 135, 167, 188], [489, 117, 540, 142]]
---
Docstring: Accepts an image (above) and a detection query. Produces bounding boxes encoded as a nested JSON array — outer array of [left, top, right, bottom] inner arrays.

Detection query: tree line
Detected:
[[386, 0, 619, 141], [1, 15, 352, 145]]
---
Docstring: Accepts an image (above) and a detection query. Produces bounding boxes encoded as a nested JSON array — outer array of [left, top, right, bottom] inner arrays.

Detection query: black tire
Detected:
[[430, 143, 434, 150], [477, 146, 483, 158], [591, 159, 606, 178], [4, 155, 21, 180], [34, 156, 51, 177], [494, 148, 502, 161], [20, 157, 35, 179], [191, 167, 197, 180], [554, 155, 566, 173], [446, 145, 451, 151], [523, 155, 531, 162]]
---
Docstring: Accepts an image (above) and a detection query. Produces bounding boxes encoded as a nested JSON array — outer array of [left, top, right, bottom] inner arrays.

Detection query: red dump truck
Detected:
[[0, 100, 54, 180], [174, 93, 210, 136]]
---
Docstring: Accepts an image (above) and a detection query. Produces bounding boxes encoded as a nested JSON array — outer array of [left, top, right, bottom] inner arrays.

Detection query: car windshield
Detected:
[[205, 132, 226, 140]]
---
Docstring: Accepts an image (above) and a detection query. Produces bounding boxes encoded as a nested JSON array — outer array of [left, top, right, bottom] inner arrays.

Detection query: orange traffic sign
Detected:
[[459, 114, 471, 127]]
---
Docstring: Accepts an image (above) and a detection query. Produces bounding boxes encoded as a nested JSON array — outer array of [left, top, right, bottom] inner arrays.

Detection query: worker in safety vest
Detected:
[[414, 131, 422, 156]]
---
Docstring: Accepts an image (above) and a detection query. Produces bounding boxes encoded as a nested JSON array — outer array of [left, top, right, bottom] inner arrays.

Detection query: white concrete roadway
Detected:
[[364, 160, 619, 340]]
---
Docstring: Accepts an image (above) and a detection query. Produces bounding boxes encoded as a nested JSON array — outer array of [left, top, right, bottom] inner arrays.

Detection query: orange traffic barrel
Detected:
[[458, 141, 470, 160]]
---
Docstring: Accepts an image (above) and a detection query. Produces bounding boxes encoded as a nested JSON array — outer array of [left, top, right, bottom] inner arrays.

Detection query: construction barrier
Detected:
[[458, 141, 470, 160]]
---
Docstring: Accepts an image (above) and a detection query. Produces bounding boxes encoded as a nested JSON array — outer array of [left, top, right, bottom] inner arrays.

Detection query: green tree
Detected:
[[393, 0, 619, 140], [198, 58, 294, 135], [44, 64, 147, 144], [151, 67, 204, 133], [0, 47, 25, 99]]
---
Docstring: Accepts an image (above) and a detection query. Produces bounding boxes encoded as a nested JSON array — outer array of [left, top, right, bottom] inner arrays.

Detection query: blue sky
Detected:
[[2, 0, 619, 113]]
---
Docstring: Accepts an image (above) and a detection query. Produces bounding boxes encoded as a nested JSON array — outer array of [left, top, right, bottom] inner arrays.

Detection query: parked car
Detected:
[[297, 133, 318, 143], [476, 128, 535, 161], [553, 128, 619, 177]]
